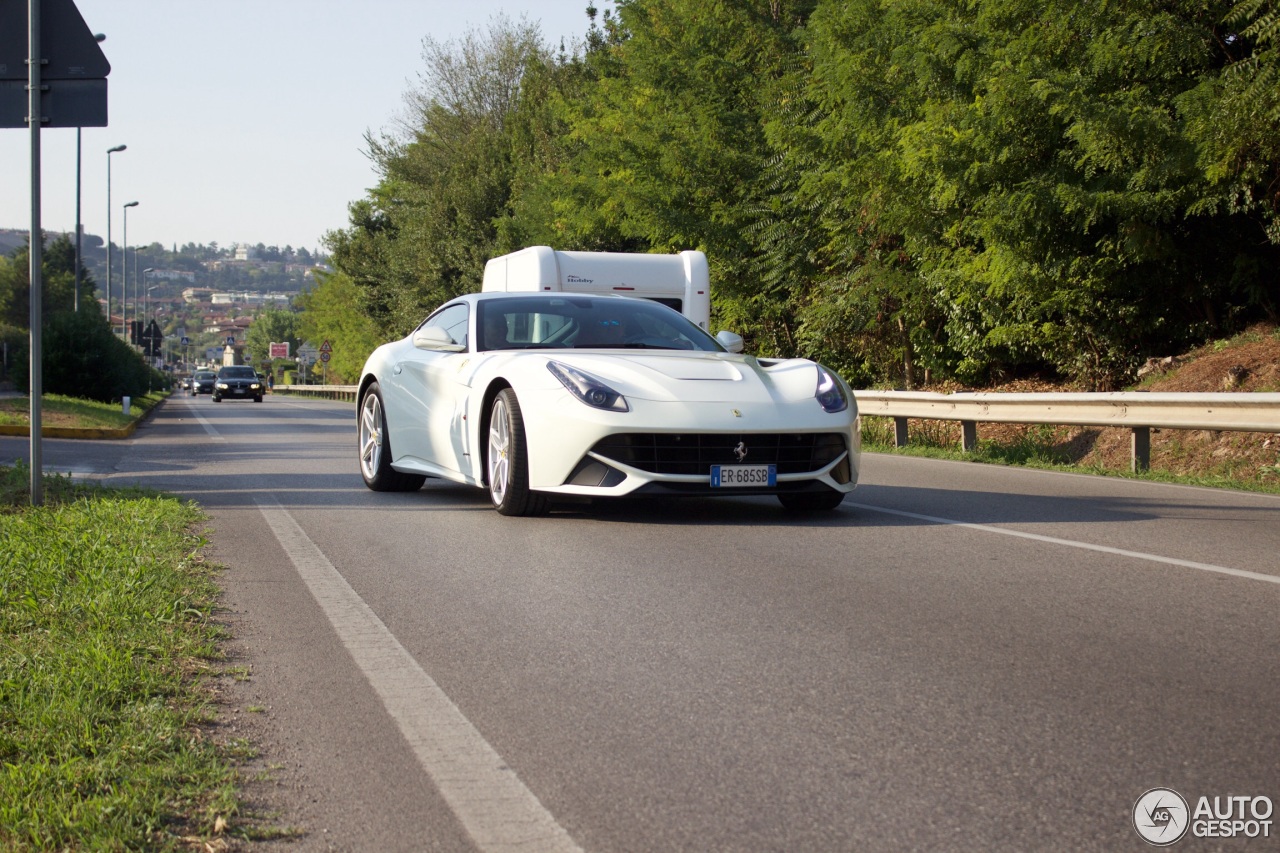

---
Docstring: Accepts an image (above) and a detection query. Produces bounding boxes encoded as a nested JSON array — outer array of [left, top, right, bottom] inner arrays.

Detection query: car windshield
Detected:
[[478, 296, 721, 353], [218, 367, 258, 379], [195, 371, 215, 380]]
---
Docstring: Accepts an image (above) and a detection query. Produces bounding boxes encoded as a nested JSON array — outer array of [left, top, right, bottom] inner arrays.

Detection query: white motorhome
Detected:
[[482, 246, 712, 331]]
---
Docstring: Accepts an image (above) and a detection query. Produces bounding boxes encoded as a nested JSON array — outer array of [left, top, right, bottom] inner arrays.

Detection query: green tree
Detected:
[[797, 0, 1267, 388], [327, 15, 560, 337], [295, 269, 385, 384], [0, 234, 99, 328], [243, 308, 300, 368], [1182, 0, 1280, 303], [518, 0, 818, 353]]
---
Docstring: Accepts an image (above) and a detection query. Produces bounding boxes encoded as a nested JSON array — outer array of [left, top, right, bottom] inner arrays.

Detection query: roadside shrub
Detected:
[[0, 323, 23, 386], [9, 310, 164, 402]]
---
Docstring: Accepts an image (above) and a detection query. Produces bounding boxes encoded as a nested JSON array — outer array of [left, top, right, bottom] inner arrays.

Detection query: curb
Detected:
[[0, 422, 139, 440]]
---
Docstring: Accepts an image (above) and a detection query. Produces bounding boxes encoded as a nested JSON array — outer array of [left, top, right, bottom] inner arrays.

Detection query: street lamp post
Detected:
[[74, 36, 107, 313], [106, 144, 126, 330], [122, 200, 138, 342]]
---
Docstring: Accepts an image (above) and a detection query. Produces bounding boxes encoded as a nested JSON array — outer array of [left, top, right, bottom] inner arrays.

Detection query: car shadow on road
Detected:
[[548, 482, 1280, 530]]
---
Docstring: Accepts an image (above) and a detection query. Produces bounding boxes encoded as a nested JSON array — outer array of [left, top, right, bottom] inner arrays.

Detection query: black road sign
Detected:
[[0, 0, 111, 128]]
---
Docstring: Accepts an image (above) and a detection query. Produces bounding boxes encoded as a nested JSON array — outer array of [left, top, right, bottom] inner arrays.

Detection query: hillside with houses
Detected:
[[1, 227, 329, 380]]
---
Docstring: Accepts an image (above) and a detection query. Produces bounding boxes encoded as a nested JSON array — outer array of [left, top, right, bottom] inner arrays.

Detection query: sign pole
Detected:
[[28, 0, 44, 506]]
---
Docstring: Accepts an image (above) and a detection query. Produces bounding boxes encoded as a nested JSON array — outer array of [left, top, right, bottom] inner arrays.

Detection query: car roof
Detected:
[[451, 291, 634, 306]]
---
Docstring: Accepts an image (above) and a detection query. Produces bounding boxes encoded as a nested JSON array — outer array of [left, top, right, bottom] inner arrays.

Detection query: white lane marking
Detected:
[[181, 397, 224, 441], [847, 502, 1280, 586], [255, 496, 583, 853]]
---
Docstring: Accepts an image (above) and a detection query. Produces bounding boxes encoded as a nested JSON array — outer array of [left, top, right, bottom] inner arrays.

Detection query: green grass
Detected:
[[0, 463, 269, 850], [0, 393, 168, 429]]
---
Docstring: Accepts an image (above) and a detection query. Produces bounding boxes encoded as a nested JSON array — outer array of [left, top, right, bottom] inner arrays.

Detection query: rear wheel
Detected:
[[487, 389, 547, 516], [777, 489, 845, 512], [359, 383, 426, 492]]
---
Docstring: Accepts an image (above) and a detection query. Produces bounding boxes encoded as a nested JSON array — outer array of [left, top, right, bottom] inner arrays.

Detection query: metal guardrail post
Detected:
[[1131, 427, 1151, 473], [894, 417, 909, 448]]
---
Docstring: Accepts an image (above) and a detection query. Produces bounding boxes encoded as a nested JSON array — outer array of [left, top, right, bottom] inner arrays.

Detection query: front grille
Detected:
[[590, 433, 846, 476]]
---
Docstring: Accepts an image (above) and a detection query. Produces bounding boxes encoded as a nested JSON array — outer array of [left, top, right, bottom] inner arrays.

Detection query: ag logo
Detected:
[[1134, 788, 1190, 846]]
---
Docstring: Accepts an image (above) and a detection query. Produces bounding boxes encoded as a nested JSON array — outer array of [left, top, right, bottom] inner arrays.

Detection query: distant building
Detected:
[[150, 269, 196, 283], [212, 292, 259, 306]]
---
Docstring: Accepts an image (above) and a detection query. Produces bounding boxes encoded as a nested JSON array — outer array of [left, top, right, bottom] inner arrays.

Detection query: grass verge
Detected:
[[0, 463, 257, 850], [0, 393, 168, 430]]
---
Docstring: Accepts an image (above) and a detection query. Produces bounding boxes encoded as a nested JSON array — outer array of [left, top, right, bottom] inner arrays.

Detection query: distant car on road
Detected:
[[190, 370, 216, 396], [213, 365, 264, 403]]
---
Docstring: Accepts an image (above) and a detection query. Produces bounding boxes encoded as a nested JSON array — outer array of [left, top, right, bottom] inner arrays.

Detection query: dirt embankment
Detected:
[[910, 325, 1280, 486]]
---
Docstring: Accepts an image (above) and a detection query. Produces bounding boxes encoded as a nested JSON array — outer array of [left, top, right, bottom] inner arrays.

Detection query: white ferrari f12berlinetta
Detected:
[[357, 292, 860, 516]]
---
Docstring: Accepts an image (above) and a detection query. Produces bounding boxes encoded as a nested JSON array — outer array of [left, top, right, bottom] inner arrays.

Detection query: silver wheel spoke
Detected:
[[360, 397, 383, 477], [489, 399, 510, 503]]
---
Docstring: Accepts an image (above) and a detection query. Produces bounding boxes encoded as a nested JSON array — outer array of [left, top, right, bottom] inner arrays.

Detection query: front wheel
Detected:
[[777, 489, 845, 512], [487, 389, 547, 516], [359, 383, 426, 492]]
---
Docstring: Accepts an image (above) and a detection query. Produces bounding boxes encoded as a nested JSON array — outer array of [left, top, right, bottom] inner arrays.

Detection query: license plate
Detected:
[[710, 464, 776, 488], [233, 388, 245, 394]]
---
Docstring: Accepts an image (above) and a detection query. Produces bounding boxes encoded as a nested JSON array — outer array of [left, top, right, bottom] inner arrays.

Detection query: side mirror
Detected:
[[412, 325, 466, 352], [715, 331, 744, 354]]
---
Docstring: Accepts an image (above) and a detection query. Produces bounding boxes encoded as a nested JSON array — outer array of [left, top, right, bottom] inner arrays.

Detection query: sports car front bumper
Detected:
[[517, 391, 860, 498]]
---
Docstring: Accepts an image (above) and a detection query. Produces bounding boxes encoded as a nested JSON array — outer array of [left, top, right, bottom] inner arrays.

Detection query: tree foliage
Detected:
[[325, 15, 559, 338], [242, 308, 300, 369], [2, 234, 163, 400], [294, 269, 384, 384], [323, 0, 1280, 390]]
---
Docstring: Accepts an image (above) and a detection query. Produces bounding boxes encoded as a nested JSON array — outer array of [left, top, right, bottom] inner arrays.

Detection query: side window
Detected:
[[421, 303, 470, 347]]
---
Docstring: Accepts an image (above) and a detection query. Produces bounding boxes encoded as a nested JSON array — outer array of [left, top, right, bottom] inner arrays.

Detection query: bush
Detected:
[[0, 324, 24, 386], [9, 310, 165, 402]]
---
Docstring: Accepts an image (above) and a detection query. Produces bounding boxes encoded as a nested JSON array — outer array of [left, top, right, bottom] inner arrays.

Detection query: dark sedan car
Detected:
[[190, 370, 217, 395], [213, 365, 264, 402]]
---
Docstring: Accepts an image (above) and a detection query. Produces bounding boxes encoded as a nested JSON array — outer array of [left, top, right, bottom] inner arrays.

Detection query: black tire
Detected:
[[213, 395, 222, 402], [777, 489, 845, 512], [254, 396, 263, 403], [358, 382, 426, 492], [486, 388, 548, 516]]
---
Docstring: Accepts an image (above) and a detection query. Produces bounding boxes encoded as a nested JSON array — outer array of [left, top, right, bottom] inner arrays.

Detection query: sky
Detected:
[[1, 0, 607, 254]]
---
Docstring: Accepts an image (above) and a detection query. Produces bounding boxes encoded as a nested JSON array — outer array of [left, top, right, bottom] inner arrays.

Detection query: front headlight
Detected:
[[815, 365, 848, 413], [250, 383, 261, 390], [216, 382, 229, 390], [547, 361, 629, 412]]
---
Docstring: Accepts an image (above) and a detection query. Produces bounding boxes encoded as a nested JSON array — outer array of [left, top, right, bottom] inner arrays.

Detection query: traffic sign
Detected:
[[320, 352, 331, 363], [320, 339, 332, 353], [0, 0, 111, 128]]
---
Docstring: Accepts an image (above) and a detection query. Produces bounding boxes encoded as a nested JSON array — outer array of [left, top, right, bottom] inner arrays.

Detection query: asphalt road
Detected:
[[5, 394, 1280, 851]]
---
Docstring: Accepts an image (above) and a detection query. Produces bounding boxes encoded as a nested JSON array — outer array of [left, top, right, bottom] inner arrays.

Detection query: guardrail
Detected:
[[855, 390, 1280, 471], [271, 384, 359, 403], [269, 384, 1280, 472]]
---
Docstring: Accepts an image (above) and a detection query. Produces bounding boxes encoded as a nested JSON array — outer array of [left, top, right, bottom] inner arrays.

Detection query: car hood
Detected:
[[543, 351, 827, 405]]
